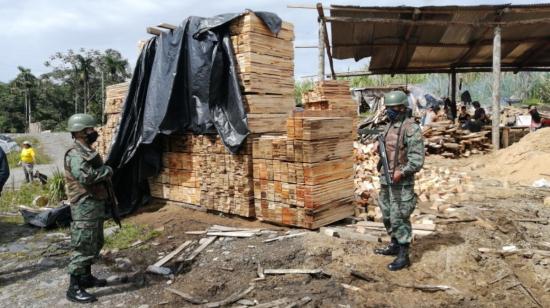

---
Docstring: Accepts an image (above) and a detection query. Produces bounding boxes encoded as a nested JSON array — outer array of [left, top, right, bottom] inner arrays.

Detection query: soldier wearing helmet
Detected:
[[374, 91, 425, 271], [64, 113, 112, 303]]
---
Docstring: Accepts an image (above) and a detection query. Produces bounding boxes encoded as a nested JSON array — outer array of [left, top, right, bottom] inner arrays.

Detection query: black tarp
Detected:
[[20, 204, 72, 228], [106, 11, 282, 215]]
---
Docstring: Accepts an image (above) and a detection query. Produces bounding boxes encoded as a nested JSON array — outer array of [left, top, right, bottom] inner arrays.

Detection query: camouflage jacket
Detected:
[[379, 115, 425, 186], [64, 140, 112, 204]]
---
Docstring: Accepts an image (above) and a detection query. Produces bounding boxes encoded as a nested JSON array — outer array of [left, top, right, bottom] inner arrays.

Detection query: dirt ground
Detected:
[[1, 156, 549, 307]]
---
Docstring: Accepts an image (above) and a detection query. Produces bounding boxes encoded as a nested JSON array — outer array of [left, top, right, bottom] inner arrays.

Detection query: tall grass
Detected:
[[0, 182, 49, 213], [48, 168, 66, 204]]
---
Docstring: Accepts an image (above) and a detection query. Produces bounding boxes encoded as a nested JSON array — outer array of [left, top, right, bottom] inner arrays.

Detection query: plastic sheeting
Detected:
[[20, 204, 72, 228], [106, 11, 282, 215]]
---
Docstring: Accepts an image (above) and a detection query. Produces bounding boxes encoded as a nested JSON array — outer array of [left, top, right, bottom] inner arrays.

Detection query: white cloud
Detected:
[[0, 0, 546, 81]]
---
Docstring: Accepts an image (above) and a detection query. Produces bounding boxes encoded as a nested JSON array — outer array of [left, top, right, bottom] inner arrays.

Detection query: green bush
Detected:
[[48, 168, 66, 204]]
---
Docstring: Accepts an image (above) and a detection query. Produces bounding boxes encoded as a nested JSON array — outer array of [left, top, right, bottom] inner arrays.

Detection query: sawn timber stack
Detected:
[[253, 115, 355, 229], [96, 82, 129, 157], [230, 12, 295, 134]]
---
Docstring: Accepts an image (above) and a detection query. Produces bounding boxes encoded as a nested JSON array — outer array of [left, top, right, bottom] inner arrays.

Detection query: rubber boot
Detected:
[[66, 274, 97, 303], [80, 265, 107, 288], [374, 237, 399, 256], [387, 243, 411, 271]]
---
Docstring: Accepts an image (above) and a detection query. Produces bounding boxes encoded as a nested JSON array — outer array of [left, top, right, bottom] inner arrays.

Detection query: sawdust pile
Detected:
[[478, 127, 550, 184]]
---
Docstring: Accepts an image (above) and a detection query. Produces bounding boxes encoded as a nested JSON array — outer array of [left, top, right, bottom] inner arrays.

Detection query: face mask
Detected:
[[85, 131, 99, 144], [387, 109, 401, 121]]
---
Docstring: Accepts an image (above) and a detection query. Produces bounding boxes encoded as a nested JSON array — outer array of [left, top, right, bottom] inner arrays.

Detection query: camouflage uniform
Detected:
[[378, 114, 425, 244], [65, 140, 112, 276]]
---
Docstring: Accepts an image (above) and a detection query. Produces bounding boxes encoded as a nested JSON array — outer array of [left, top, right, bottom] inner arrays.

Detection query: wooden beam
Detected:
[[317, 11, 325, 80], [317, 3, 336, 79], [288, 4, 550, 14], [325, 16, 550, 27], [146, 27, 163, 36], [311, 66, 550, 77], [158, 23, 177, 30], [391, 9, 421, 73], [451, 70, 457, 116], [453, 28, 492, 67], [492, 26, 501, 150], [328, 5, 550, 14], [513, 42, 550, 70]]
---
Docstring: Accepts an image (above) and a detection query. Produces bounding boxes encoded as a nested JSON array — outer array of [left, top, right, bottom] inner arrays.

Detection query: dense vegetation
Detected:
[[0, 48, 130, 133], [296, 70, 550, 107]]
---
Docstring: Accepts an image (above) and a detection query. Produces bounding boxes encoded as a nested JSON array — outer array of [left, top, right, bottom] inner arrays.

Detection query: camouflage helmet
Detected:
[[384, 91, 408, 107], [67, 113, 96, 132]]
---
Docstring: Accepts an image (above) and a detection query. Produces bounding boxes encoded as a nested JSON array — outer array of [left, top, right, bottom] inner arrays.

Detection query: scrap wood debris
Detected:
[[422, 120, 492, 158], [353, 140, 475, 223]]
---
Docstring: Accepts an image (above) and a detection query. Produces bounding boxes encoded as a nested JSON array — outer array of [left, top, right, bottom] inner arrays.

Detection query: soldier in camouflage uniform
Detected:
[[374, 91, 425, 271], [65, 113, 113, 303]]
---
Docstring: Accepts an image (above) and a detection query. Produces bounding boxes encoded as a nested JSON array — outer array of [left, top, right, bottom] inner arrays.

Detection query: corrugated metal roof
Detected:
[[328, 4, 550, 73]]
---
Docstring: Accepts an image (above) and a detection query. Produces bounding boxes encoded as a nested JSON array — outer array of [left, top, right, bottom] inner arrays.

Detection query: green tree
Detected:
[[13, 66, 37, 130]]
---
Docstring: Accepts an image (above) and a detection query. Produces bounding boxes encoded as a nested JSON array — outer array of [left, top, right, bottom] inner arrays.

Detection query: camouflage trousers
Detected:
[[378, 184, 417, 244], [68, 198, 105, 276]]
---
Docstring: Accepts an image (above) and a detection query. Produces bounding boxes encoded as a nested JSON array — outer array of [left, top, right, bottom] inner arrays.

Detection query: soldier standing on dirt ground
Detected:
[[64, 113, 113, 303], [375, 91, 425, 271]]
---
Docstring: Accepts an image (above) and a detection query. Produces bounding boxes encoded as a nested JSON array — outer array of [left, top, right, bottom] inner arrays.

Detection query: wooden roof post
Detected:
[[492, 26, 501, 150], [318, 10, 326, 80], [451, 69, 456, 121]]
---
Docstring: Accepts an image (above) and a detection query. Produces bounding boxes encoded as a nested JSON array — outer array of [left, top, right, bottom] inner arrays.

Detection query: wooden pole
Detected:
[[318, 17, 325, 80], [317, 3, 336, 79], [492, 26, 501, 150], [451, 70, 457, 121]]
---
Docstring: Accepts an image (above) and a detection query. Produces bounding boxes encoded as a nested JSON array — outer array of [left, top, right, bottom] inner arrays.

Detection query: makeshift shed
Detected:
[[291, 3, 550, 149]]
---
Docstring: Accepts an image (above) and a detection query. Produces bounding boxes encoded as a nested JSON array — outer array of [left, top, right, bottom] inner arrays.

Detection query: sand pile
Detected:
[[478, 127, 550, 184]]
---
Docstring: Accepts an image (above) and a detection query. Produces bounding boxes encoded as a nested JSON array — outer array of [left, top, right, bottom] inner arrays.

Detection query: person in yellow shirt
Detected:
[[19, 141, 36, 183]]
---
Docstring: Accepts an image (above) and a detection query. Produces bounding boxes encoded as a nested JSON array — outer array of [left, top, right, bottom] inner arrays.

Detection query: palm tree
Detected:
[[75, 54, 95, 113], [101, 49, 130, 83], [14, 66, 37, 130]]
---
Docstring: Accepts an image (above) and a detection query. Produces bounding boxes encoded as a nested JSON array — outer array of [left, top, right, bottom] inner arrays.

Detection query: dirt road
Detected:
[[1, 157, 549, 307], [5, 132, 72, 189]]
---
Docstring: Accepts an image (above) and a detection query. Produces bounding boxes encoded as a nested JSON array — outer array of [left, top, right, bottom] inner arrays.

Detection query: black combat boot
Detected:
[[387, 243, 411, 271], [80, 265, 107, 288], [66, 274, 97, 303], [374, 237, 399, 256]]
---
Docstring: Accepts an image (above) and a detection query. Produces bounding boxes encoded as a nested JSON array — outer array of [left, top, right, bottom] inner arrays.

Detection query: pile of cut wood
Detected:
[[230, 12, 295, 134], [353, 140, 475, 221], [253, 115, 355, 229], [423, 120, 492, 158], [96, 82, 129, 157], [149, 134, 256, 217]]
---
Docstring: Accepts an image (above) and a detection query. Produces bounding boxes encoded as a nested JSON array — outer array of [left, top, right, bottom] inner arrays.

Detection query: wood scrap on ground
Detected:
[[263, 232, 308, 243], [166, 287, 208, 304], [181, 236, 217, 262], [205, 285, 255, 308]]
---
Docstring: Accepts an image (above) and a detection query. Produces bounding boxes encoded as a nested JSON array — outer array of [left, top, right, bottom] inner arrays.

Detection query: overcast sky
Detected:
[[0, 0, 544, 82]]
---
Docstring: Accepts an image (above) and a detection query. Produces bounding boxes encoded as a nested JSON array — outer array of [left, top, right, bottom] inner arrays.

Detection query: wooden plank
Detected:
[[153, 240, 193, 267], [183, 236, 217, 262], [166, 288, 208, 304]]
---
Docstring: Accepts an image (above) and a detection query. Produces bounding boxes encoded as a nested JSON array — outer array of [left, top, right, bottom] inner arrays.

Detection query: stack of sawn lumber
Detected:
[[96, 82, 129, 157], [229, 12, 295, 134], [252, 115, 355, 229], [149, 134, 256, 217], [423, 120, 492, 158], [301, 80, 357, 118]]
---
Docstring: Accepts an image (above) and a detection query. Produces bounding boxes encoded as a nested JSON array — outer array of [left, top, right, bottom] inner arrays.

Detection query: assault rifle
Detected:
[[358, 128, 395, 202]]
